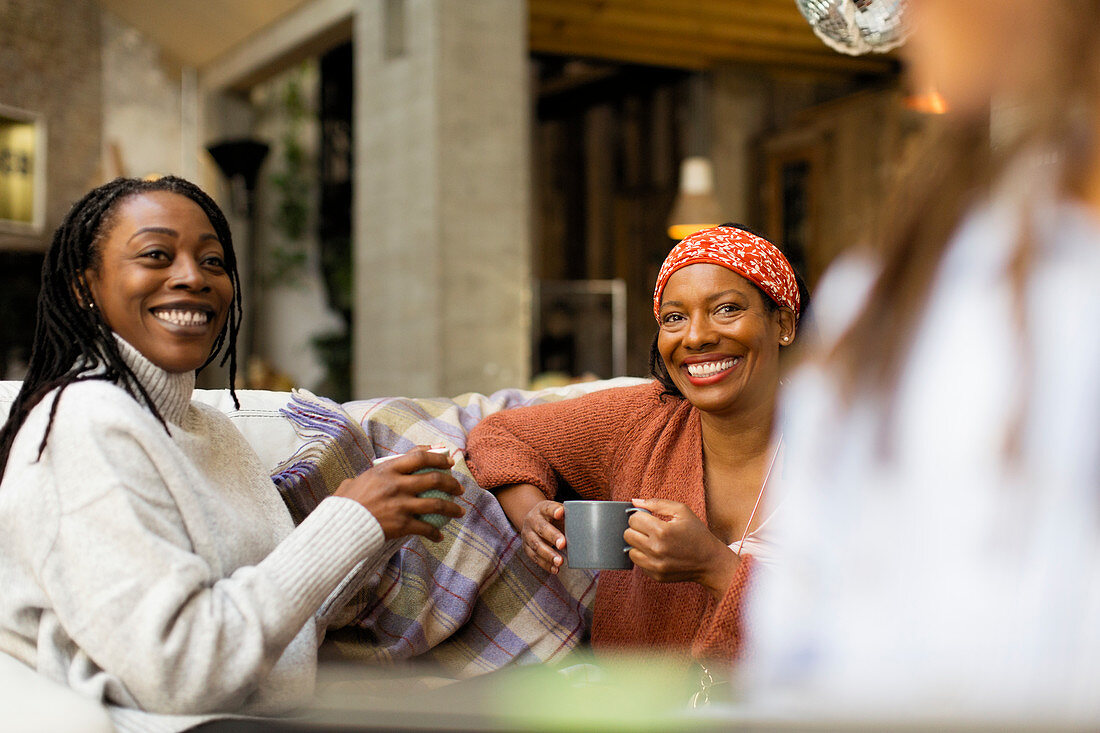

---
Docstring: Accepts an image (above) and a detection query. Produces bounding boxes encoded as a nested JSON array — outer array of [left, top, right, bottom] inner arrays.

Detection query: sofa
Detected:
[[0, 377, 642, 732]]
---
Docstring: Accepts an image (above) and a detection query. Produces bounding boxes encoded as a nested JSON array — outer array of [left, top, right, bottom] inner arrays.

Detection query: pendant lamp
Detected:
[[667, 157, 722, 241], [667, 74, 722, 241]]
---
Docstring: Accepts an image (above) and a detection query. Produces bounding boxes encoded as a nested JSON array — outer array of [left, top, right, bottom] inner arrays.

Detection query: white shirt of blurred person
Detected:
[[744, 0, 1100, 722]]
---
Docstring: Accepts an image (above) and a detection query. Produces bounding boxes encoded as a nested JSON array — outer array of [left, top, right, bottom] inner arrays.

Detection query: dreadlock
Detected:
[[0, 176, 242, 482]]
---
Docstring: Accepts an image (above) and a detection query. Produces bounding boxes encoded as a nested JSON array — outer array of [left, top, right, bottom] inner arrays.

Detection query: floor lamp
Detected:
[[206, 139, 270, 374]]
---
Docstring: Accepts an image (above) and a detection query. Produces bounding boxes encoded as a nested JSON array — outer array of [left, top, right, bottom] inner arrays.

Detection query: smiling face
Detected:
[[657, 264, 795, 417], [83, 191, 234, 374]]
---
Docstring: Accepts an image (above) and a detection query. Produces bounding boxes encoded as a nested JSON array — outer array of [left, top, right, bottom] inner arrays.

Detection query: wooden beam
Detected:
[[529, 0, 809, 28], [529, 0, 828, 53], [529, 19, 896, 74], [589, 0, 811, 26]]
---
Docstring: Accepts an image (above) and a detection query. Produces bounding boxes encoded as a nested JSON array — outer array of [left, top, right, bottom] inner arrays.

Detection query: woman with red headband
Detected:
[[465, 224, 804, 664]]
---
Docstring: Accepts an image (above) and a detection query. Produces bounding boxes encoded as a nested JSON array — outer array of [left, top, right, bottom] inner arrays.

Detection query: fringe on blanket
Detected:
[[270, 389, 596, 677], [272, 389, 377, 523]]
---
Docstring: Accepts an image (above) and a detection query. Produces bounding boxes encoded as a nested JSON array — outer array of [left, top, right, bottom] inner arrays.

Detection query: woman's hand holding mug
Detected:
[[624, 498, 741, 600], [335, 447, 465, 542], [521, 499, 567, 574]]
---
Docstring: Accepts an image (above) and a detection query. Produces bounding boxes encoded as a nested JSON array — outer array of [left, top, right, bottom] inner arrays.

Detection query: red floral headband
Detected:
[[653, 226, 801, 320]]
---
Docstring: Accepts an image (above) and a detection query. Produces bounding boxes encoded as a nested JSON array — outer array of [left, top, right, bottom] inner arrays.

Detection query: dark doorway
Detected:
[[315, 41, 354, 401]]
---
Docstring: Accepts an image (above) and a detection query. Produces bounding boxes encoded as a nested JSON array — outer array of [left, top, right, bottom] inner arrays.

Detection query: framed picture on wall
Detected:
[[0, 104, 47, 243]]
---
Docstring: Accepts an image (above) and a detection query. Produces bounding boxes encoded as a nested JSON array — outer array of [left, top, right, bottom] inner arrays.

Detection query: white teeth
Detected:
[[154, 309, 210, 327], [686, 358, 736, 377]]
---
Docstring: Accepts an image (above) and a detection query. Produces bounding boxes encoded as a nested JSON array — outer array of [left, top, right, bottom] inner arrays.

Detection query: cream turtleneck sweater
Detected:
[[0, 341, 386, 732]]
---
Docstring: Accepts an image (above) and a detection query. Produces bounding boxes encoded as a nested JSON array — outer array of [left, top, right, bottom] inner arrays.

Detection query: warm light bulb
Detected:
[[905, 89, 948, 115], [667, 223, 719, 240]]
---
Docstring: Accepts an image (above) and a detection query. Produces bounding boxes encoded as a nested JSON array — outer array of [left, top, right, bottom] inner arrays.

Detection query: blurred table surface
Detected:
[[205, 654, 1097, 733]]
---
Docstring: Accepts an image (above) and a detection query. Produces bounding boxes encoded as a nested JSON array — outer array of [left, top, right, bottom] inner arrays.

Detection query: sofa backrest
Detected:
[[0, 382, 303, 473], [1, 377, 649, 475]]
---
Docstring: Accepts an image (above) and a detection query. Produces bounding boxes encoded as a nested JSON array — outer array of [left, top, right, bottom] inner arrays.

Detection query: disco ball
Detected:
[[794, 0, 910, 56]]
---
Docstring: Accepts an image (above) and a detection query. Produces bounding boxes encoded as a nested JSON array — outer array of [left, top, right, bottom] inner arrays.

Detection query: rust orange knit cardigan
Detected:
[[466, 381, 754, 663]]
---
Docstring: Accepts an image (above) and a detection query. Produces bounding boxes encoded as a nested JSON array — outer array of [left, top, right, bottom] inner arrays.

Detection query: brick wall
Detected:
[[0, 0, 102, 250]]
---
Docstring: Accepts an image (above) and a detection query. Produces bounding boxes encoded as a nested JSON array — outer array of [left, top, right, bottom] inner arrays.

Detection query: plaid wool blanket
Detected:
[[270, 379, 646, 676]]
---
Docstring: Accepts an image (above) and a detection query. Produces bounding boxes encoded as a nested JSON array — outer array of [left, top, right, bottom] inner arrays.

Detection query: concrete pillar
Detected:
[[354, 0, 530, 398], [711, 65, 769, 226]]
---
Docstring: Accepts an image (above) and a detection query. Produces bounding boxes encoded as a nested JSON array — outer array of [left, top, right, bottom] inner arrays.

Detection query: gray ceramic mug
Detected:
[[564, 500, 651, 570]]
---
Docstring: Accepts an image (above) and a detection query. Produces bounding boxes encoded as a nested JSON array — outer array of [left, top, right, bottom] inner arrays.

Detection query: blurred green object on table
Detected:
[[492, 652, 706, 732], [307, 652, 728, 732]]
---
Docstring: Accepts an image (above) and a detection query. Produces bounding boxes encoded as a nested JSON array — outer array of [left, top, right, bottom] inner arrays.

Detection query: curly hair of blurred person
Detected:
[[832, 1, 1100, 410], [744, 2, 1100, 715], [0, 176, 243, 481]]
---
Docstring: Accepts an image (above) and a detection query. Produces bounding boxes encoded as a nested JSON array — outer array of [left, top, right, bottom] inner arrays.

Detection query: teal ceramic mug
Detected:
[[371, 447, 455, 528]]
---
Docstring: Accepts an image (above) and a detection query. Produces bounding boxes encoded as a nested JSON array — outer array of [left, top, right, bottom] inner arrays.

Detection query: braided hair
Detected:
[[0, 176, 242, 481]]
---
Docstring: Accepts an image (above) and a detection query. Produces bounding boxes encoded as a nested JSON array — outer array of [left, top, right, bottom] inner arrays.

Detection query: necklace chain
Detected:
[[733, 437, 781, 557]]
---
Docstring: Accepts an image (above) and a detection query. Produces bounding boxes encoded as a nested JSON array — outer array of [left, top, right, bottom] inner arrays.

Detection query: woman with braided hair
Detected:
[[0, 176, 243, 469], [0, 176, 464, 731]]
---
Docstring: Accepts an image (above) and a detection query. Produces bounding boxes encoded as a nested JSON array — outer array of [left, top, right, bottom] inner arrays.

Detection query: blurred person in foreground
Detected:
[[0, 176, 464, 732], [466, 225, 805, 669], [745, 0, 1100, 721]]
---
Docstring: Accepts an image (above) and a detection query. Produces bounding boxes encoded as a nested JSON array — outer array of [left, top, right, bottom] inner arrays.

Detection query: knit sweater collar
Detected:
[[114, 337, 195, 426]]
